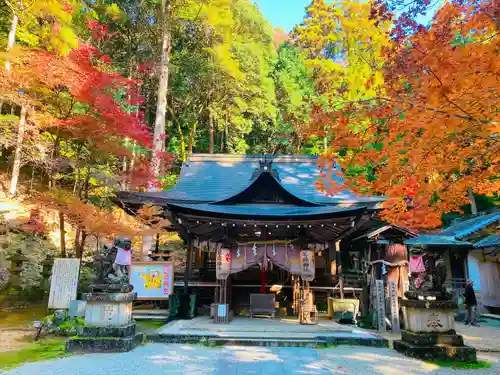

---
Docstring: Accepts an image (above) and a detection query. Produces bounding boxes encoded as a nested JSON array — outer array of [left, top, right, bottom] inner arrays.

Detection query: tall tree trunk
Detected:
[[224, 118, 228, 153], [208, 110, 214, 154], [74, 227, 81, 257], [49, 133, 60, 190], [122, 154, 128, 190], [468, 187, 477, 215], [7, 12, 26, 197], [77, 231, 87, 259], [151, 0, 171, 177], [5, 13, 18, 72], [177, 121, 186, 161], [122, 67, 133, 191], [73, 144, 81, 194], [220, 127, 224, 153], [130, 141, 136, 172], [59, 211, 66, 257], [9, 105, 26, 197], [187, 120, 197, 155]]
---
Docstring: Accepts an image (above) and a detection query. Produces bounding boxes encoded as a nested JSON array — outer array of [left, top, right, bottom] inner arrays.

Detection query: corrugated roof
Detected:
[[405, 234, 473, 247], [440, 211, 500, 239], [474, 234, 500, 249], [168, 202, 365, 218], [134, 154, 386, 206]]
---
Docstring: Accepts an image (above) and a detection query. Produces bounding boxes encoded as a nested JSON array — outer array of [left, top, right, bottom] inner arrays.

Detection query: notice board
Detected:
[[48, 258, 81, 309], [129, 262, 173, 300]]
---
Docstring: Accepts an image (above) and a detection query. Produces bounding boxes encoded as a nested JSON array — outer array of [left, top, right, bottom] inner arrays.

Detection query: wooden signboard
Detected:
[[129, 262, 173, 300], [403, 281, 410, 297], [48, 258, 81, 309], [375, 279, 386, 333], [389, 280, 400, 332]]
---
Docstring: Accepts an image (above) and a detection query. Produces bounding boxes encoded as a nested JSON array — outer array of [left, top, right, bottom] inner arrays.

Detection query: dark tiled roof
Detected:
[[168, 203, 365, 218], [137, 154, 386, 206], [349, 218, 417, 241], [404, 210, 499, 247], [405, 234, 473, 247], [474, 234, 500, 249], [440, 211, 500, 239]]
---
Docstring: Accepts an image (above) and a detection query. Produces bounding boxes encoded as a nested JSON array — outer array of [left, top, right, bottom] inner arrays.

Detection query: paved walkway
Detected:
[[160, 316, 352, 334], [374, 320, 500, 352], [456, 320, 500, 352], [4, 344, 500, 375], [158, 316, 381, 341]]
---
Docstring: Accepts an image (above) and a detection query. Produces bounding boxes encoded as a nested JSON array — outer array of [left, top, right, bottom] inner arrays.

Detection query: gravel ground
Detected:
[[0, 329, 33, 353], [3, 344, 500, 375]]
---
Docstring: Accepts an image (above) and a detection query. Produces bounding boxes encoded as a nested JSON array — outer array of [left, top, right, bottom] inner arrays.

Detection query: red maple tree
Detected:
[[319, 0, 499, 229]]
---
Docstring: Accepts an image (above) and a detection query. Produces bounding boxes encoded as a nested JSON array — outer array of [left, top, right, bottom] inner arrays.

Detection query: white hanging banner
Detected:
[[300, 249, 315, 281], [216, 247, 231, 280]]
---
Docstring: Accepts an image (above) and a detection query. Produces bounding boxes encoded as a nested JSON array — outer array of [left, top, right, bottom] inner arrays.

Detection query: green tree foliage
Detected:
[[293, 0, 392, 104]]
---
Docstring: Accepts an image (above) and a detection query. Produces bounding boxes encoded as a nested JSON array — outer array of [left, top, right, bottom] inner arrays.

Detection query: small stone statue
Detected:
[[109, 237, 132, 283], [92, 237, 133, 293], [434, 254, 447, 292], [406, 252, 451, 301]]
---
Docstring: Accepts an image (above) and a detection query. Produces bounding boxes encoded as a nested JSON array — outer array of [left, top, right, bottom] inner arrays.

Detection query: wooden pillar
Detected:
[[336, 241, 344, 299], [327, 241, 336, 276], [184, 236, 193, 294], [336, 240, 342, 274]]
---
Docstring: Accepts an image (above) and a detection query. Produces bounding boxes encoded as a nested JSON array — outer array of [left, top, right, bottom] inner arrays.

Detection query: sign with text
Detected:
[[299, 249, 315, 281], [389, 280, 400, 332], [375, 279, 386, 333], [129, 262, 173, 300], [48, 258, 81, 309]]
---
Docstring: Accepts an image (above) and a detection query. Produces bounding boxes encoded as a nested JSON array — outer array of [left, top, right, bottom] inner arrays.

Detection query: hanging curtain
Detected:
[[224, 243, 313, 279]]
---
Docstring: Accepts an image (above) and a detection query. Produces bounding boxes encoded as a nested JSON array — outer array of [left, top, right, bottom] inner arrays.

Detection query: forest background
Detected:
[[0, 0, 497, 296]]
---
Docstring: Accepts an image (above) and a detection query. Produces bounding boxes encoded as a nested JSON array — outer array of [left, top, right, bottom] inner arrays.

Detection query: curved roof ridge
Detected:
[[187, 154, 320, 163], [212, 169, 322, 206]]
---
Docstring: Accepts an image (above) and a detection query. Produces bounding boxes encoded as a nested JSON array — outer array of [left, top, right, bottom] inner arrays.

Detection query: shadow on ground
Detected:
[[3, 344, 500, 375]]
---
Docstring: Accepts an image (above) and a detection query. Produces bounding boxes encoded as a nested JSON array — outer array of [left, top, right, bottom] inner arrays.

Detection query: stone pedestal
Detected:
[[66, 292, 144, 353], [394, 299, 476, 363]]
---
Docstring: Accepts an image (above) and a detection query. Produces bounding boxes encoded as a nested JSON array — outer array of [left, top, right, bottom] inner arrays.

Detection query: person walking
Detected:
[[464, 279, 478, 326]]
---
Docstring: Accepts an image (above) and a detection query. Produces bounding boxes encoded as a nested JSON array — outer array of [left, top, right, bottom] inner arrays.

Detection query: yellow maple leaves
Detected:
[[294, 0, 392, 103], [12, 0, 79, 56]]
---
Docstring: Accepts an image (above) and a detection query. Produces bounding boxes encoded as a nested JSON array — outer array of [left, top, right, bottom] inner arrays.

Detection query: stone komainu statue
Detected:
[[93, 237, 133, 292]]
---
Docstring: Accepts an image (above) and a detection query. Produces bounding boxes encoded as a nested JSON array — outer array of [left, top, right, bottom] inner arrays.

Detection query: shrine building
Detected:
[[117, 154, 416, 322]]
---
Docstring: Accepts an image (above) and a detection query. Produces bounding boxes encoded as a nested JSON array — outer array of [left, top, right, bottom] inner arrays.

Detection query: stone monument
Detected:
[[394, 251, 476, 362], [66, 237, 143, 353]]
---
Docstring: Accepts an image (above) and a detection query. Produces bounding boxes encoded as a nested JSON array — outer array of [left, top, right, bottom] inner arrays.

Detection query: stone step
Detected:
[[66, 332, 144, 353], [133, 309, 168, 320], [146, 333, 388, 348], [394, 340, 477, 363], [208, 337, 327, 348], [401, 331, 464, 346], [78, 322, 137, 338]]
